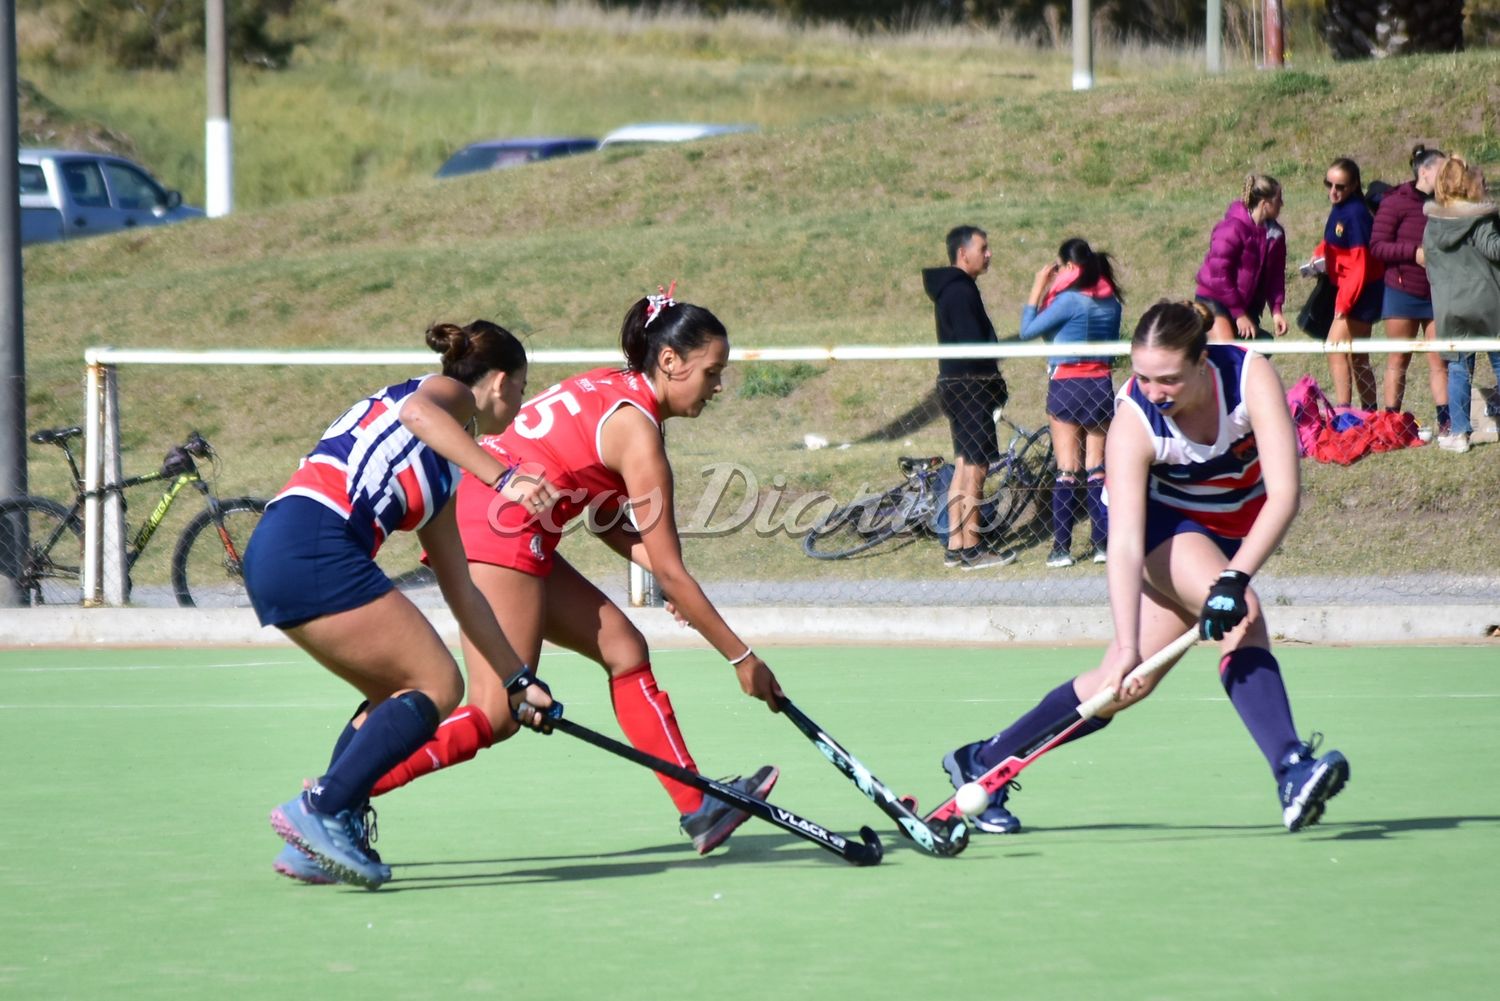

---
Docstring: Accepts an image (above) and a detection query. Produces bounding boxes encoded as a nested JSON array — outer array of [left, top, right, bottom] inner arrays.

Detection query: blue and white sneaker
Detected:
[[680, 765, 780, 855], [1278, 734, 1349, 832], [942, 741, 1021, 834], [273, 802, 380, 885], [271, 791, 392, 889]]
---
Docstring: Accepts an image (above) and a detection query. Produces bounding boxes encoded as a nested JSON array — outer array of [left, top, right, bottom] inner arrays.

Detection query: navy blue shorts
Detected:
[[1143, 502, 1242, 560], [1047, 376, 1115, 428], [1381, 284, 1434, 321], [242, 496, 394, 629], [1344, 280, 1384, 325], [1193, 295, 1273, 339]]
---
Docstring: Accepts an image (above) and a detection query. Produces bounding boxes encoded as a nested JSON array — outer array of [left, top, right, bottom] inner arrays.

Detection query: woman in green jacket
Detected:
[[1423, 155, 1500, 454]]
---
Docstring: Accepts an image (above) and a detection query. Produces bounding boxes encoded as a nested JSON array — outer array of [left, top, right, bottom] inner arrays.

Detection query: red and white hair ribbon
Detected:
[[643, 280, 677, 328]]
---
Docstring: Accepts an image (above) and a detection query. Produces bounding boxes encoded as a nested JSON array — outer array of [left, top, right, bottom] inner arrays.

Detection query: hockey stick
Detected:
[[925, 627, 1201, 825], [543, 708, 884, 867], [777, 697, 969, 857]]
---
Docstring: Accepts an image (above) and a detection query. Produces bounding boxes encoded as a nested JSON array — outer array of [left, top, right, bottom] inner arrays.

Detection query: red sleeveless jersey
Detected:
[[452, 366, 662, 574]]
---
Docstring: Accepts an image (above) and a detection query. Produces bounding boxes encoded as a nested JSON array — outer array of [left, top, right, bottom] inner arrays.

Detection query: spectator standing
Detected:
[[1018, 237, 1125, 567], [1423, 155, 1500, 454], [1372, 144, 1449, 430], [1195, 175, 1289, 343], [1314, 157, 1384, 409], [923, 225, 1016, 570]]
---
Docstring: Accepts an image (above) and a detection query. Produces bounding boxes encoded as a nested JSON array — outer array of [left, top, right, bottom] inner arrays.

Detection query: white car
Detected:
[[598, 122, 756, 148]]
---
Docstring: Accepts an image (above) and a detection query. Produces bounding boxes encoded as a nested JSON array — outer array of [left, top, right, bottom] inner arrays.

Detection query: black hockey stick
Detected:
[[924, 628, 1200, 825], [777, 697, 969, 857], [543, 707, 883, 867]]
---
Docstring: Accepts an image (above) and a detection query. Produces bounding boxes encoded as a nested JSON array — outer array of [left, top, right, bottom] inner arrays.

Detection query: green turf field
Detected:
[[2, 642, 1496, 999]]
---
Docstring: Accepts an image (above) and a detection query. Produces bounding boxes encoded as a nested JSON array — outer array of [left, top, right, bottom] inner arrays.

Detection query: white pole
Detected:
[[1207, 0, 1223, 74], [205, 0, 232, 217], [100, 367, 127, 605], [1071, 0, 1094, 91]]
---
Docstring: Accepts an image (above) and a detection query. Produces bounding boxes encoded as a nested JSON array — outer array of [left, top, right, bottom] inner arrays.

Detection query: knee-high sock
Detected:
[[1220, 647, 1299, 777], [311, 691, 440, 816], [1085, 466, 1107, 550], [370, 704, 495, 797], [973, 678, 1111, 771], [326, 700, 369, 772], [610, 663, 703, 815], [1051, 476, 1080, 553]]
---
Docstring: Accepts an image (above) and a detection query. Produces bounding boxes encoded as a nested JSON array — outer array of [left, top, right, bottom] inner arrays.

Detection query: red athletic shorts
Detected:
[[449, 472, 562, 578]]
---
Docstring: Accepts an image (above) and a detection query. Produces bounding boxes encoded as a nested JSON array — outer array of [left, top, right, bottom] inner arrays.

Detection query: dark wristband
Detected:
[[505, 666, 537, 696], [1218, 569, 1251, 586]]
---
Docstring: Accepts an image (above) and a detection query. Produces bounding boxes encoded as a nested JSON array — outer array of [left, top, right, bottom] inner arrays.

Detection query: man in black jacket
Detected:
[[922, 225, 1016, 570]]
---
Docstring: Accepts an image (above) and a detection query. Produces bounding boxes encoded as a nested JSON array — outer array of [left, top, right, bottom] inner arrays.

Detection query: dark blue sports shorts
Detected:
[[1047, 375, 1115, 428], [242, 496, 394, 629], [1343, 280, 1384, 325], [1143, 501, 1242, 561]]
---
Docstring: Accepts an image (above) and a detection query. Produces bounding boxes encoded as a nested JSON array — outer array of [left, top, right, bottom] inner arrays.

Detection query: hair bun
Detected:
[[425, 321, 468, 361]]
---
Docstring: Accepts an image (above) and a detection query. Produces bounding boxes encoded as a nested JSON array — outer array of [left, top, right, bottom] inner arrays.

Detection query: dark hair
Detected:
[[425, 319, 527, 385], [1328, 156, 1363, 195], [1131, 300, 1212, 363], [1410, 143, 1446, 177], [620, 298, 728, 375], [1055, 237, 1125, 304], [946, 225, 986, 265]]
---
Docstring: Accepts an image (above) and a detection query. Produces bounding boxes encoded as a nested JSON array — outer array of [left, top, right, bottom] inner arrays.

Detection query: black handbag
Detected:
[[1297, 274, 1335, 340]]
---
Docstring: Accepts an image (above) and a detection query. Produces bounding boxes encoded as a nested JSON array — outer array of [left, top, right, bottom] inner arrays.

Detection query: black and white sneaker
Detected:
[[680, 766, 780, 854]]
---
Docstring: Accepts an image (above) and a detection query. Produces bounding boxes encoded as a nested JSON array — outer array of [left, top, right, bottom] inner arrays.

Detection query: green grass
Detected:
[[1, 642, 1496, 999]]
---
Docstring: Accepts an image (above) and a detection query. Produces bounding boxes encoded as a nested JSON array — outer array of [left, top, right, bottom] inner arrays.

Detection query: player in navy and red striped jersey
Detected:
[[943, 301, 1348, 834], [1316, 157, 1385, 409], [249, 320, 559, 888], [370, 289, 782, 856]]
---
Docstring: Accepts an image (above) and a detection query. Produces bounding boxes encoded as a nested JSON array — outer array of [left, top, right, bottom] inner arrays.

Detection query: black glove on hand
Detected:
[[1199, 570, 1251, 640]]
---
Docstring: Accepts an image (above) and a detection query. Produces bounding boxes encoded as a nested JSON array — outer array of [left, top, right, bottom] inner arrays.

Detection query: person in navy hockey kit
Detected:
[[942, 301, 1348, 835], [248, 320, 558, 888]]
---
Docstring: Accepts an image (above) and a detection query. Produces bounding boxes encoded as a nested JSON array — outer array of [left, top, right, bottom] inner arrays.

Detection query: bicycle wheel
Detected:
[[0, 497, 84, 605], [978, 428, 1055, 542], [802, 486, 914, 560], [171, 497, 267, 608]]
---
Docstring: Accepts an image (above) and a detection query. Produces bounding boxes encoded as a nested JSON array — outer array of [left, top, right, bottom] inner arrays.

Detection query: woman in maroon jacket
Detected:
[[1372, 144, 1448, 430]]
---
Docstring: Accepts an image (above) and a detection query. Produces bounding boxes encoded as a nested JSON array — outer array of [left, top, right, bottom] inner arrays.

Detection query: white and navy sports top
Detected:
[[1115, 344, 1265, 539], [272, 376, 461, 555]]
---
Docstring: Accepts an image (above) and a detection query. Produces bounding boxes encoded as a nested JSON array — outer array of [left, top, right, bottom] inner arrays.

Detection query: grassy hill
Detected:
[[15, 4, 1500, 587]]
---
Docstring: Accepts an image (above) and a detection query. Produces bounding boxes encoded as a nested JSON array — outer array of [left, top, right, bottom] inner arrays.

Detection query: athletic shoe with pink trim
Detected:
[[271, 791, 391, 889], [680, 765, 779, 855]]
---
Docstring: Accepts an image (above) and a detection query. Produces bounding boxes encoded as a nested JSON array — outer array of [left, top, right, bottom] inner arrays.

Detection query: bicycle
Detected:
[[802, 411, 1055, 560], [0, 426, 269, 607]]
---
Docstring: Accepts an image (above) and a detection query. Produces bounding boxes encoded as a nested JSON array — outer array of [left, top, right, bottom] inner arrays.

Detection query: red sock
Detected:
[[610, 663, 703, 815], [370, 704, 495, 797]]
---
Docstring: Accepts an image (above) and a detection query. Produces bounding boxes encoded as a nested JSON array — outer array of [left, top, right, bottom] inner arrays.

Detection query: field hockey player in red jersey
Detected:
[[365, 285, 782, 858], [249, 320, 558, 888], [942, 301, 1349, 835]]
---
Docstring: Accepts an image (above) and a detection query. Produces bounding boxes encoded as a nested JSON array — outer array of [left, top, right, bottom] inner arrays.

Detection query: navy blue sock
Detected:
[[326, 700, 370, 771], [1051, 477, 1079, 553], [1436, 403, 1450, 428], [1085, 473, 1107, 550], [1219, 647, 1299, 777], [974, 679, 1111, 770], [310, 691, 440, 816]]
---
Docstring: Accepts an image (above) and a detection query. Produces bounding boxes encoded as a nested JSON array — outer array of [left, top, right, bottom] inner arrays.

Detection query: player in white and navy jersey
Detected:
[[943, 301, 1348, 835], [247, 320, 558, 888]]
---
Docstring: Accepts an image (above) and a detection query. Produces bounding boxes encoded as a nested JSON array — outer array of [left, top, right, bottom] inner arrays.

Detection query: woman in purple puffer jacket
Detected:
[[1372, 143, 1449, 431], [1195, 174, 1288, 343]]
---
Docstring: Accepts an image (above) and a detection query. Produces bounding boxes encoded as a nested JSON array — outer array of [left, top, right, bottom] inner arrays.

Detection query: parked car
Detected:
[[598, 122, 757, 148], [19, 148, 204, 246], [435, 136, 599, 178]]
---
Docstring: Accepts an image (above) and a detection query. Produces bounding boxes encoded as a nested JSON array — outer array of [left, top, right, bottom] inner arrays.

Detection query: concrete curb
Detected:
[[2, 604, 1495, 649]]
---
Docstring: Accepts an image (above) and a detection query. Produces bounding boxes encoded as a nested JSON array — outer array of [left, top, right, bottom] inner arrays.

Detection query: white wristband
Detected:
[[727, 648, 754, 666]]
